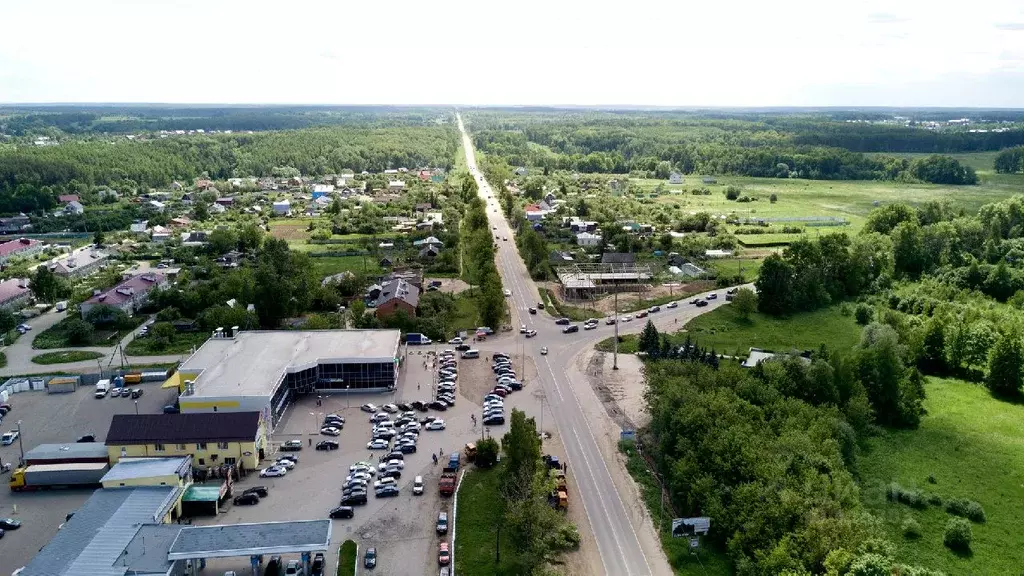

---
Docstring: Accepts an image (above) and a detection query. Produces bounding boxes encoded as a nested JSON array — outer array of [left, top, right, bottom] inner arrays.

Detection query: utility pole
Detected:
[[16, 420, 25, 465], [613, 290, 619, 370]]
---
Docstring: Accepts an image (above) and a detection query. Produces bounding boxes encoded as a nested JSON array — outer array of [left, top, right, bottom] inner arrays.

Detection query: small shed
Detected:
[[47, 376, 79, 394]]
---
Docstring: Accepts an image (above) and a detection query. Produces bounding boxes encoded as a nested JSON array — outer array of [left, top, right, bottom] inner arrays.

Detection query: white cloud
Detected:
[[0, 0, 1022, 106]]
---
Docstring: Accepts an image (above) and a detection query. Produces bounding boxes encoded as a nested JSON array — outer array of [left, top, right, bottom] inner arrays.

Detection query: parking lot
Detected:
[[0, 381, 179, 573]]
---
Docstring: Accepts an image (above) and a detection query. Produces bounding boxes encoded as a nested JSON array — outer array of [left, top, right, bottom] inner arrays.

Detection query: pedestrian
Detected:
[[563, 462, 567, 473], [417, 384, 421, 390], [308, 438, 312, 446]]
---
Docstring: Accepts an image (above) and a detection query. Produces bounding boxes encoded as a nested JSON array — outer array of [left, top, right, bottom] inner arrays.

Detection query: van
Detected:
[[94, 379, 110, 399], [461, 349, 479, 359], [413, 475, 424, 495], [55, 301, 68, 312]]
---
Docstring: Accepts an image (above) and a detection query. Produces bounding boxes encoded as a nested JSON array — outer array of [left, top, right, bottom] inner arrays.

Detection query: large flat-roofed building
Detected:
[[176, 329, 401, 426], [106, 412, 265, 470]]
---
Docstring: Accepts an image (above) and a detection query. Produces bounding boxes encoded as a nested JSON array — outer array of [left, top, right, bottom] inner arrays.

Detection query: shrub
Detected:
[[65, 318, 95, 345], [474, 437, 500, 468], [943, 518, 972, 551], [770, 193, 778, 203], [855, 304, 874, 325], [725, 186, 741, 200], [927, 493, 944, 506], [887, 482, 927, 509], [840, 303, 853, 316], [901, 517, 922, 539], [946, 497, 986, 522], [737, 195, 753, 203]]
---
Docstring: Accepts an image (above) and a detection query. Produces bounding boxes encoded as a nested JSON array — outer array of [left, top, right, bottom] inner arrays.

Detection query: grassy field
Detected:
[[859, 377, 1024, 575], [337, 539, 357, 576], [683, 304, 863, 356], [125, 332, 209, 356], [268, 218, 318, 242], [33, 316, 147, 350], [31, 350, 105, 365], [310, 255, 382, 278], [452, 291, 481, 333], [706, 257, 764, 283], [453, 465, 516, 576]]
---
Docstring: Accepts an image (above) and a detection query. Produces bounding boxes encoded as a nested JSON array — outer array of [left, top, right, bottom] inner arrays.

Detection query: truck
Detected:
[[9, 462, 109, 491], [406, 333, 432, 345], [548, 469, 568, 512], [55, 300, 68, 312], [94, 379, 111, 398], [439, 472, 456, 496], [446, 452, 460, 472], [464, 443, 477, 463]]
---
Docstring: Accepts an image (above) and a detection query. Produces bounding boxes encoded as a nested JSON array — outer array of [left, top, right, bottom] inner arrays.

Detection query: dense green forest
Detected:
[[466, 111, 1006, 183]]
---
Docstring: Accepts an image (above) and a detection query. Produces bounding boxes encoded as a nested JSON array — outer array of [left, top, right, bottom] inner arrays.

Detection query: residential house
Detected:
[[383, 268, 424, 290], [208, 203, 227, 215], [550, 250, 575, 263], [258, 177, 277, 191], [63, 201, 85, 215], [568, 219, 598, 233], [601, 252, 636, 265], [148, 200, 166, 212], [704, 249, 734, 258], [543, 191, 557, 205], [515, 167, 528, 176], [80, 273, 168, 318], [678, 263, 706, 278], [384, 169, 399, 175], [417, 170, 431, 181], [741, 347, 811, 369], [0, 215, 32, 233], [669, 172, 683, 185], [181, 231, 209, 246], [365, 283, 383, 301], [412, 236, 444, 248], [58, 194, 80, 204], [373, 278, 420, 319], [415, 221, 436, 231], [0, 278, 31, 310], [313, 196, 332, 209], [388, 180, 406, 192], [0, 237, 43, 264], [311, 184, 334, 199], [272, 200, 291, 215], [525, 202, 553, 222], [576, 232, 602, 247], [129, 220, 149, 236], [228, 178, 244, 188], [97, 189, 120, 201], [105, 411, 266, 470], [415, 202, 433, 213], [179, 193, 195, 205], [169, 216, 192, 228], [622, 222, 655, 235], [46, 246, 109, 278], [379, 257, 393, 268], [424, 211, 444, 227], [215, 197, 234, 207], [418, 246, 440, 260], [151, 225, 171, 243], [321, 270, 356, 287]]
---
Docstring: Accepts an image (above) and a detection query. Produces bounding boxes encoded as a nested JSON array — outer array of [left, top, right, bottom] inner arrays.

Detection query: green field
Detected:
[[453, 466, 516, 576], [125, 332, 209, 356], [706, 258, 764, 283], [31, 350, 105, 365], [337, 540, 357, 576], [33, 316, 147, 350], [683, 303, 863, 356], [860, 377, 1024, 574]]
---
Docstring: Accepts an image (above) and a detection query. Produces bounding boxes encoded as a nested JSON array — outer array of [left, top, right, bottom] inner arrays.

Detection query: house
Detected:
[[322, 270, 356, 287], [228, 178, 244, 188], [311, 184, 334, 199], [384, 169, 399, 175], [412, 236, 444, 248], [383, 268, 423, 290], [576, 232, 602, 247], [702, 176, 717, 185], [678, 263, 707, 278], [622, 223, 655, 235], [181, 231, 209, 246], [0, 237, 43, 264], [418, 170, 431, 181], [388, 180, 406, 192], [130, 220, 149, 236], [58, 194, 80, 204], [97, 189, 120, 201], [0, 215, 31, 233], [365, 283, 383, 301], [80, 273, 168, 318], [179, 192, 195, 205], [272, 200, 291, 215], [0, 278, 31, 310], [543, 191, 557, 205], [335, 174, 352, 187], [194, 178, 214, 189], [169, 216, 192, 228], [515, 167, 528, 176], [601, 252, 635, 265], [170, 181, 184, 191], [258, 177, 277, 191], [379, 257, 393, 268], [208, 203, 227, 215], [46, 246, 109, 277], [525, 203, 552, 222], [151, 225, 171, 243], [105, 411, 265, 470], [669, 172, 683, 185], [63, 201, 85, 215], [741, 347, 811, 369], [314, 196, 332, 209], [568, 219, 598, 233], [424, 211, 444, 227], [550, 250, 575, 263], [415, 202, 433, 213], [704, 249, 734, 258], [418, 246, 440, 260], [215, 197, 234, 207], [148, 200, 166, 212], [374, 278, 420, 319]]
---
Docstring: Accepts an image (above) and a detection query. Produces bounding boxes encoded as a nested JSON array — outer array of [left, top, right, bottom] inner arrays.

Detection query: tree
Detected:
[[638, 320, 660, 356], [732, 287, 757, 319], [854, 323, 923, 427], [86, 304, 130, 329], [193, 202, 210, 221], [150, 322, 176, 348], [863, 203, 918, 235], [755, 254, 794, 314], [65, 318, 94, 345], [986, 331, 1023, 397], [208, 228, 238, 255], [500, 409, 541, 503], [93, 229, 105, 246], [994, 146, 1024, 174], [237, 223, 263, 252], [891, 220, 924, 278], [0, 309, 17, 335], [475, 437, 499, 468], [30, 266, 63, 303], [918, 317, 947, 374]]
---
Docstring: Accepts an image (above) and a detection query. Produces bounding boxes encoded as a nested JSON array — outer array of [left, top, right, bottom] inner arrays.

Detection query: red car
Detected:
[[490, 388, 508, 398], [438, 542, 451, 565]]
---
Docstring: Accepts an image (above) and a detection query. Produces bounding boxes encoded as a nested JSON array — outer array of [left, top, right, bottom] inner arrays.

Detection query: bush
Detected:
[[65, 318, 95, 345], [855, 304, 874, 325], [475, 437, 499, 468], [886, 482, 927, 509], [943, 518, 972, 551], [927, 493, 944, 506], [946, 497, 986, 522], [725, 186, 741, 200], [901, 517, 922, 539], [547, 522, 581, 551], [770, 193, 778, 203]]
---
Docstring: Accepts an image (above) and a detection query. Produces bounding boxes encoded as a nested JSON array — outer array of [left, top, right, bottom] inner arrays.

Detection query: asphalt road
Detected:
[[457, 114, 745, 576]]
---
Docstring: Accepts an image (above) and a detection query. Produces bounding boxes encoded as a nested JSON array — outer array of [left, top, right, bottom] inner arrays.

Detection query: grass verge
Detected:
[[0, 351, 6, 369], [337, 539, 357, 576], [452, 291, 481, 333], [454, 465, 515, 576], [33, 316, 146, 349], [684, 303, 862, 356], [619, 440, 731, 575], [540, 288, 591, 321], [125, 332, 209, 356], [31, 350, 105, 365], [859, 377, 1024, 574]]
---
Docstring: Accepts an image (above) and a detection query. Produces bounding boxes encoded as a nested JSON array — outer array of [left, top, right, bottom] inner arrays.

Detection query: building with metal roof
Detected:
[[24, 442, 110, 464], [167, 520, 331, 560], [105, 413, 264, 471], [101, 456, 192, 487]]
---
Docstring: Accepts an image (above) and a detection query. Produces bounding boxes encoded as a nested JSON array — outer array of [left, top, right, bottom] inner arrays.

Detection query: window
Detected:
[[176, 444, 186, 451], [211, 455, 218, 462], [225, 457, 237, 465], [196, 443, 207, 451], [154, 443, 165, 452], [198, 458, 205, 466], [217, 442, 229, 450]]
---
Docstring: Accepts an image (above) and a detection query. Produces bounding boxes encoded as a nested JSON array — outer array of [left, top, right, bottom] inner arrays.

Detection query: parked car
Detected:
[[438, 542, 451, 565], [130, 388, 144, 399], [274, 459, 296, 470], [162, 404, 180, 414], [285, 560, 302, 575], [364, 547, 377, 569], [360, 403, 379, 413], [259, 466, 287, 478], [0, 518, 21, 530], [367, 439, 390, 450], [233, 493, 260, 505], [483, 415, 505, 425], [329, 506, 354, 519], [243, 486, 269, 498], [436, 511, 449, 534], [425, 419, 445, 431], [455, 343, 471, 351], [280, 439, 303, 451], [382, 404, 399, 413], [320, 426, 341, 436], [76, 434, 95, 443], [1, 431, 19, 445], [341, 493, 368, 506], [316, 440, 340, 451], [311, 552, 326, 576], [428, 401, 448, 411], [375, 485, 400, 497]]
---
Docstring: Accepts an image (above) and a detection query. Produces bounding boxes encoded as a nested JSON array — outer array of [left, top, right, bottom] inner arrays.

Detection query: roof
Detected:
[[58, 194, 80, 203], [0, 278, 29, 304], [167, 520, 332, 560], [178, 330, 402, 398], [47, 246, 108, 274], [376, 278, 420, 308], [105, 412, 261, 445], [741, 347, 812, 369], [101, 456, 191, 483], [601, 252, 636, 264], [182, 484, 222, 502], [84, 273, 165, 307], [0, 237, 39, 257], [25, 442, 110, 462], [19, 486, 180, 576], [122, 524, 184, 574], [412, 236, 443, 247]]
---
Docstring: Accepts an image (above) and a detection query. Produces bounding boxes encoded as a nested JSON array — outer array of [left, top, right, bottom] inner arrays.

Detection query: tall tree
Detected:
[[732, 287, 757, 319], [755, 254, 794, 314], [500, 409, 542, 503], [986, 332, 1024, 397], [638, 320, 660, 356]]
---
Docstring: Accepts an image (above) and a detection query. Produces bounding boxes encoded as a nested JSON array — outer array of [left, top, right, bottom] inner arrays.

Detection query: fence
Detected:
[[1, 370, 169, 397]]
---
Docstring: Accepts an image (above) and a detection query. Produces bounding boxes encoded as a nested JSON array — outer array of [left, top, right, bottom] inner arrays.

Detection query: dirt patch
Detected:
[[432, 277, 470, 294], [269, 221, 310, 241], [457, 350, 540, 406], [542, 280, 714, 316], [579, 350, 649, 429]]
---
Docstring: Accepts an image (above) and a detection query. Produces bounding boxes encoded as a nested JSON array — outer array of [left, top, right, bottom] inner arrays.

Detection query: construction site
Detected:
[[554, 261, 655, 303]]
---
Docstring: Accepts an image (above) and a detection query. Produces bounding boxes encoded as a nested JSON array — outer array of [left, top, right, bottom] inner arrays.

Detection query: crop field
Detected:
[[860, 377, 1024, 575], [268, 218, 317, 241]]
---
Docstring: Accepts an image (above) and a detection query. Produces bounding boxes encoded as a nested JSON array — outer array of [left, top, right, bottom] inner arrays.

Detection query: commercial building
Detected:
[[80, 272, 168, 318], [174, 329, 401, 427], [101, 456, 193, 488], [0, 277, 31, 310], [105, 411, 266, 470], [0, 237, 43, 264]]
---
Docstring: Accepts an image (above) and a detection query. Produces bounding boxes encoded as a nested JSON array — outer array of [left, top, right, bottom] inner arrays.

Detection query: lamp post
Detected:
[[16, 420, 25, 466], [134, 400, 139, 415], [309, 412, 316, 436], [345, 385, 350, 409]]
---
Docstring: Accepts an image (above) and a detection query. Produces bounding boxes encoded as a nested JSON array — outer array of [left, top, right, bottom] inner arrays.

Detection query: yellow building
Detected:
[[105, 411, 266, 471], [100, 456, 193, 489]]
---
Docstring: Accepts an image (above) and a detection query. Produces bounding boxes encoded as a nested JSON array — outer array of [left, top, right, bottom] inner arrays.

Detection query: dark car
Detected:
[[399, 443, 417, 454], [280, 439, 303, 451], [311, 552, 326, 576], [528, 307, 537, 314], [562, 325, 579, 334], [364, 547, 377, 569], [483, 415, 505, 426], [375, 485, 400, 497], [130, 388, 143, 399], [322, 418, 345, 427], [329, 506, 355, 519], [243, 486, 269, 497], [537, 302, 545, 309], [381, 468, 402, 479], [411, 401, 429, 412], [396, 403, 412, 411], [77, 434, 96, 443], [382, 451, 404, 462], [162, 404, 180, 414], [726, 287, 739, 294], [554, 317, 570, 325], [696, 300, 709, 307], [233, 493, 260, 506], [265, 556, 282, 575], [341, 493, 368, 506], [455, 343, 471, 351], [0, 518, 21, 530], [428, 401, 448, 411], [316, 440, 340, 450]]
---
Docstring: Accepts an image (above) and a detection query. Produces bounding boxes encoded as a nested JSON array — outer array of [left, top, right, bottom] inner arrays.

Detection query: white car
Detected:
[[320, 426, 341, 436], [448, 337, 463, 345], [373, 478, 397, 490], [622, 315, 633, 322], [349, 464, 376, 475], [504, 289, 512, 297], [401, 411, 417, 420], [274, 459, 296, 470], [413, 475, 424, 495], [519, 325, 527, 333], [346, 471, 372, 482], [259, 466, 287, 478], [367, 439, 390, 450], [378, 459, 405, 471], [370, 412, 390, 423], [0, 431, 18, 445], [361, 403, 379, 413], [425, 419, 446, 431], [540, 347, 548, 355], [584, 322, 597, 330], [526, 330, 538, 338], [382, 404, 399, 413], [667, 301, 679, 309], [351, 461, 375, 470]]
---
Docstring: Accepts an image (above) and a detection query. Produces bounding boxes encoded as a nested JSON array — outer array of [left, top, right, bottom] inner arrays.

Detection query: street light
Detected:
[[309, 412, 316, 436], [134, 400, 139, 415], [16, 420, 25, 465], [345, 385, 350, 409]]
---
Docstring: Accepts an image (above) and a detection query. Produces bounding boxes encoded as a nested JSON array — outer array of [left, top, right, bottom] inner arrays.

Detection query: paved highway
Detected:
[[458, 114, 742, 576]]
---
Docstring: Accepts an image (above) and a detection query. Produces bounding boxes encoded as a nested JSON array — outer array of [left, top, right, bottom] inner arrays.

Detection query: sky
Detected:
[[3, 0, 1024, 107]]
